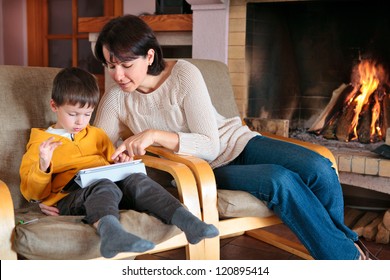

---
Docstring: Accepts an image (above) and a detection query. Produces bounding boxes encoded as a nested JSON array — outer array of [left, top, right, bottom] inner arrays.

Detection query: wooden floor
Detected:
[[135, 186, 390, 261], [136, 223, 390, 260]]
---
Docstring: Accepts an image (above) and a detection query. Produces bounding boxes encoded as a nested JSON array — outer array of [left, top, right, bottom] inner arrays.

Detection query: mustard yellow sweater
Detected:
[[19, 125, 115, 206]]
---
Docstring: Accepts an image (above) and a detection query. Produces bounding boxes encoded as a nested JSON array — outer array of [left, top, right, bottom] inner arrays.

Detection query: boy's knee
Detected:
[[129, 172, 148, 180], [89, 179, 123, 197], [122, 172, 149, 185]]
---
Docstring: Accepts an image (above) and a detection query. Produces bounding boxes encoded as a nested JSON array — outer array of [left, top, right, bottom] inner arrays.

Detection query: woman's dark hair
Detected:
[[94, 14, 166, 76], [52, 67, 100, 108]]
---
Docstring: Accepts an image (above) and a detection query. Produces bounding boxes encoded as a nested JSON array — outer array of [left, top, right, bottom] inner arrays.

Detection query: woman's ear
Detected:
[[147, 49, 155, 65], [50, 99, 58, 112]]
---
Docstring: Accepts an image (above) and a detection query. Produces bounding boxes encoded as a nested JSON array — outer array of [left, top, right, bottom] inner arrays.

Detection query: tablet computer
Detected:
[[62, 159, 146, 191]]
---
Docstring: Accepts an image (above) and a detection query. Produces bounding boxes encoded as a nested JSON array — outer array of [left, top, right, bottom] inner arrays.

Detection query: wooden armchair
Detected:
[[0, 65, 205, 260], [146, 59, 339, 260]]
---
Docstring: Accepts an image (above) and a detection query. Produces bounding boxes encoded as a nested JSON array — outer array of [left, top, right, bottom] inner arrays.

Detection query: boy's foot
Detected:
[[98, 215, 155, 258], [171, 207, 219, 244]]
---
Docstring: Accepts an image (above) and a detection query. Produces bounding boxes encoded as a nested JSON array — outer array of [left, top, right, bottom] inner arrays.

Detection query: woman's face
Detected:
[[102, 46, 153, 93]]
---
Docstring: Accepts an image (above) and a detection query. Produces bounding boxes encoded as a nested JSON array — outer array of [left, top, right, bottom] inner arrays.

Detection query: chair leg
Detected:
[[246, 228, 313, 260], [185, 241, 207, 260], [203, 237, 220, 260]]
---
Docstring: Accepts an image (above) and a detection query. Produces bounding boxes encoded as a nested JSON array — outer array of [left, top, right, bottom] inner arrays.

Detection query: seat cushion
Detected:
[[217, 189, 273, 219], [13, 208, 181, 260]]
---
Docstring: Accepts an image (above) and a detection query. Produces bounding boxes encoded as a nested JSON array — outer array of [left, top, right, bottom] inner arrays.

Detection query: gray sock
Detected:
[[171, 207, 219, 244], [97, 215, 155, 258]]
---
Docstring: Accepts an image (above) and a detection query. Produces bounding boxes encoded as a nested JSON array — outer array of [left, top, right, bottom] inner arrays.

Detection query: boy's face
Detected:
[[50, 100, 94, 134]]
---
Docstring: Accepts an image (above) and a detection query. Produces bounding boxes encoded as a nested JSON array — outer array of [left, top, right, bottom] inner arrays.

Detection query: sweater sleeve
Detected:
[[94, 87, 126, 146], [175, 62, 220, 162], [19, 140, 53, 202], [95, 127, 117, 163]]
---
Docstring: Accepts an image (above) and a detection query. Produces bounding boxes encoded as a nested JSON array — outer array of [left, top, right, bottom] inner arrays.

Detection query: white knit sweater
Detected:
[[94, 60, 259, 168]]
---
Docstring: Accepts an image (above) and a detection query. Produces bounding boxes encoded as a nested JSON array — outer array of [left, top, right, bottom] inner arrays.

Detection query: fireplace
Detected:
[[244, 0, 390, 197], [246, 0, 390, 133]]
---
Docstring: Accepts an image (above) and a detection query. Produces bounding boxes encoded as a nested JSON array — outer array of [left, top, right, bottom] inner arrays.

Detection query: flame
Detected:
[[351, 60, 381, 140], [371, 94, 382, 138]]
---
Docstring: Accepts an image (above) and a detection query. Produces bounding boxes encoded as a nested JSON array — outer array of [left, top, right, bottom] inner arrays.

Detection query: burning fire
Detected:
[[310, 58, 389, 143], [350, 60, 382, 140]]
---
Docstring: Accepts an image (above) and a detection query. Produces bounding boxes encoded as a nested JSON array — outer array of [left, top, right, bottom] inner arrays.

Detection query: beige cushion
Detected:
[[14, 209, 181, 260], [13, 189, 271, 259], [217, 189, 273, 219]]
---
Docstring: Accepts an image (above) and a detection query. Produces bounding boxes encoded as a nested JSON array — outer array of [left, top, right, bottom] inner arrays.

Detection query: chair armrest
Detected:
[[137, 154, 202, 219], [0, 180, 17, 259], [145, 147, 219, 226]]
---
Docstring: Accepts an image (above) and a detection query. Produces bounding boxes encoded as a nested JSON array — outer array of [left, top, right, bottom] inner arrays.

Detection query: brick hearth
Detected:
[[332, 149, 390, 194], [292, 128, 390, 195]]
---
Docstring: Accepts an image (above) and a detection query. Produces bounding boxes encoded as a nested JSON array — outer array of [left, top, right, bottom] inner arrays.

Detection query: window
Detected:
[[27, 0, 122, 93]]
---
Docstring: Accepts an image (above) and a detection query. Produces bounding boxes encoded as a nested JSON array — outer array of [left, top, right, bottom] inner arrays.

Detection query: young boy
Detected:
[[19, 67, 218, 258]]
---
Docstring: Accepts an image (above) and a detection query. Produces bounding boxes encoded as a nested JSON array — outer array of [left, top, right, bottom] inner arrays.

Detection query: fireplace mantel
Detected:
[[82, 14, 194, 67], [78, 14, 193, 33]]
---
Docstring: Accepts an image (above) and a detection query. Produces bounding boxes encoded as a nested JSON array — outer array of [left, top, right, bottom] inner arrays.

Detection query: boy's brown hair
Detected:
[[52, 67, 100, 108]]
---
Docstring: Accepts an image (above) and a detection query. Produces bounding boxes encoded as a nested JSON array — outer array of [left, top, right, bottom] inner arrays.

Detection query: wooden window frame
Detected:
[[27, 0, 123, 67]]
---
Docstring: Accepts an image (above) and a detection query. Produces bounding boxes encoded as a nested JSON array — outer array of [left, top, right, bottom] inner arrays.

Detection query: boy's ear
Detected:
[[50, 99, 58, 112]]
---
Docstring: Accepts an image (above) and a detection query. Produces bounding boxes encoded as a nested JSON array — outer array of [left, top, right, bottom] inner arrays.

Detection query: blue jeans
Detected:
[[213, 135, 359, 260]]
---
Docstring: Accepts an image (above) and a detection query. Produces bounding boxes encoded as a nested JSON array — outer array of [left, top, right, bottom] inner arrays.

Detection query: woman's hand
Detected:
[[39, 203, 60, 216], [111, 129, 156, 160], [111, 129, 179, 161]]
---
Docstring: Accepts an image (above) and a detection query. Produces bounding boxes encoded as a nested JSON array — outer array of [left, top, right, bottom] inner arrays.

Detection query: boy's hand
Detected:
[[39, 137, 62, 172], [39, 203, 60, 216]]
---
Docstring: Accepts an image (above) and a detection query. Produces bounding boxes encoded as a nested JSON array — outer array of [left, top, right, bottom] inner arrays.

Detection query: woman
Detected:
[[92, 14, 371, 260]]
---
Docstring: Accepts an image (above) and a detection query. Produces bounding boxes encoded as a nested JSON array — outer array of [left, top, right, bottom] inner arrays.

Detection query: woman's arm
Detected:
[[99, 62, 222, 162], [111, 128, 179, 160], [175, 62, 221, 161], [111, 63, 221, 161]]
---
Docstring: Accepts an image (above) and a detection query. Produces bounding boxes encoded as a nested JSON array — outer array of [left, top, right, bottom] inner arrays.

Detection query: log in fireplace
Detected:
[[309, 59, 390, 144]]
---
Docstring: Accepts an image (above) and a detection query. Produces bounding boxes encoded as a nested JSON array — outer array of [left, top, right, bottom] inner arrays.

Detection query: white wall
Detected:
[[188, 0, 229, 64]]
